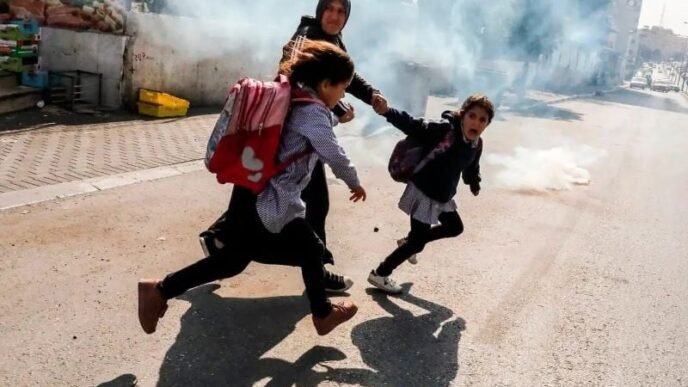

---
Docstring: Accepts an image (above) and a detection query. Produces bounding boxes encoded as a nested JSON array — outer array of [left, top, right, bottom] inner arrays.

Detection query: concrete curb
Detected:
[[501, 87, 621, 112], [0, 160, 205, 210]]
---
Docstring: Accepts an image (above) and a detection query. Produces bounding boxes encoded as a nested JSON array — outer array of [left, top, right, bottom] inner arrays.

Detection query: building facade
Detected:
[[609, 0, 644, 80], [638, 26, 688, 62]]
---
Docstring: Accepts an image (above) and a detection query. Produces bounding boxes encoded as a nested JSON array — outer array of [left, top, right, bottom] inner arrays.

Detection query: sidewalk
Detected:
[[0, 107, 217, 208]]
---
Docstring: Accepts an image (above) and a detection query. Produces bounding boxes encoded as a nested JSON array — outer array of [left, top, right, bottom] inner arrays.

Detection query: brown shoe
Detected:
[[312, 301, 358, 336], [138, 279, 168, 334]]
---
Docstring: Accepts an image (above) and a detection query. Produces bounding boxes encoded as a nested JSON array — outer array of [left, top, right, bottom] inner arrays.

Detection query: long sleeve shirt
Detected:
[[257, 101, 360, 233]]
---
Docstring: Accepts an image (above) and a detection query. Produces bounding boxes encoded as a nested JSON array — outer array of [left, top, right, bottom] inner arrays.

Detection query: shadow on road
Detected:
[[151, 284, 373, 386], [584, 88, 688, 115], [96, 373, 137, 387], [351, 284, 466, 386], [507, 104, 585, 121]]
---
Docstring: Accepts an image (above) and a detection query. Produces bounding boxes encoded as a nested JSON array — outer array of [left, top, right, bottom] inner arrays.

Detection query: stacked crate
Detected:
[[0, 19, 45, 87]]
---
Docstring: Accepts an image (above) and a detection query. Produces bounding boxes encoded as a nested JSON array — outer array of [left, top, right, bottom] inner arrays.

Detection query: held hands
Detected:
[[349, 186, 367, 203], [371, 92, 389, 115], [339, 101, 355, 124]]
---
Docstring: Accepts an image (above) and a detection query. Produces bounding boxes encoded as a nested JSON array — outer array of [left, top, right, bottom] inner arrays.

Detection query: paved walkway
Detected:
[[0, 113, 215, 194]]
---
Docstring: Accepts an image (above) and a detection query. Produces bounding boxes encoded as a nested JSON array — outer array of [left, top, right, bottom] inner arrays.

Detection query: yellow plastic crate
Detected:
[[137, 101, 189, 118], [138, 88, 190, 109]]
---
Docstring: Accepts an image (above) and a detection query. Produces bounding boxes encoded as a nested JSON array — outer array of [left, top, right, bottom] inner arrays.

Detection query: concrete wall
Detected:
[[532, 45, 605, 90], [122, 12, 277, 107], [40, 28, 128, 108], [40, 12, 278, 109]]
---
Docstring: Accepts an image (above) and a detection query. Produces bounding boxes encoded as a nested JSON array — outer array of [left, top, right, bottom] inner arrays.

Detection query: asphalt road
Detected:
[[1, 88, 687, 386]]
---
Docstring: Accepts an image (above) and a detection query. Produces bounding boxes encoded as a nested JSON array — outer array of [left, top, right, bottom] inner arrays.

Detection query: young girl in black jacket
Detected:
[[368, 94, 495, 293]]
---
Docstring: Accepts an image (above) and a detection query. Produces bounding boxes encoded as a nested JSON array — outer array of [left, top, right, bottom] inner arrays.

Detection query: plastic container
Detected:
[[0, 44, 38, 58], [0, 24, 21, 40], [0, 56, 39, 72], [138, 88, 189, 109], [9, 19, 40, 36], [137, 101, 189, 118], [21, 71, 49, 89]]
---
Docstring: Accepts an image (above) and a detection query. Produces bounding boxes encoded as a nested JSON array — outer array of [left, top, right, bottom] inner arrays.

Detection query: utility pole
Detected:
[[674, 39, 684, 85], [682, 22, 688, 92]]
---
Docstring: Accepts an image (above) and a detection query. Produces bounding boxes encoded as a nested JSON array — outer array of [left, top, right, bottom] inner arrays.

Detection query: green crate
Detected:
[[0, 25, 38, 41], [0, 56, 38, 72], [0, 45, 37, 58], [0, 25, 22, 41]]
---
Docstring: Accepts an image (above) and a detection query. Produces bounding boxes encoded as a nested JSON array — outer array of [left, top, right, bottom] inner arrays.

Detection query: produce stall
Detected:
[[1, 0, 128, 34]]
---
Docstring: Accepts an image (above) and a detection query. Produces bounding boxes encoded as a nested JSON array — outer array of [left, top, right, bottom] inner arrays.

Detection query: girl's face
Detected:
[[461, 106, 490, 141], [317, 78, 351, 109]]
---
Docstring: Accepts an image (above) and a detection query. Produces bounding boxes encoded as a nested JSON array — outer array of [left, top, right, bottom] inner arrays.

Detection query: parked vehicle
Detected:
[[630, 77, 647, 89], [651, 80, 671, 93]]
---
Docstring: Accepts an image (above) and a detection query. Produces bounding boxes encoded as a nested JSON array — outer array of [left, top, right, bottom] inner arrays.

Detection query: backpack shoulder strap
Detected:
[[413, 128, 456, 174], [290, 88, 326, 107], [271, 89, 326, 172]]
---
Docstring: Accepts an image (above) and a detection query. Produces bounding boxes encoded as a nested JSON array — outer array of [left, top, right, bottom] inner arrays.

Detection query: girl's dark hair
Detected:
[[280, 39, 354, 89], [455, 94, 495, 124]]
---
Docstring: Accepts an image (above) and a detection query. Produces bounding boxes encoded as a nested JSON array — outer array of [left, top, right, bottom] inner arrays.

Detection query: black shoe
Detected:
[[322, 249, 335, 265], [199, 231, 223, 257], [323, 269, 354, 294]]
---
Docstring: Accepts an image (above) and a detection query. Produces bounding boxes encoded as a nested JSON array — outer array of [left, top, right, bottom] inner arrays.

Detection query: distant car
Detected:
[[651, 81, 671, 92], [630, 77, 647, 89], [670, 85, 680, 92]]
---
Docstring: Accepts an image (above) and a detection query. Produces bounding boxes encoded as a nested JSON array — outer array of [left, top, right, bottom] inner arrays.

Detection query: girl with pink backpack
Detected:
[[138, 40, 366, 337]]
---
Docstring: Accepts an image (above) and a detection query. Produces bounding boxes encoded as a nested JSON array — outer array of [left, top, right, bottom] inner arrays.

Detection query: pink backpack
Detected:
[[205, 75, 321, 193]]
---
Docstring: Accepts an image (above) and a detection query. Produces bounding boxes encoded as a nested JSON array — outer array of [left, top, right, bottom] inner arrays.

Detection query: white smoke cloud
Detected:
[[129, 1, 312, 64], [133, 0, 614, 111], [486, 145, 606, 192]]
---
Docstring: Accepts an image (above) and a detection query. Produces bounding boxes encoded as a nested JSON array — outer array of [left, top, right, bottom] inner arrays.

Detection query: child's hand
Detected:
[[470, 183, 481, 196], [349, 186, 367, 203], [372, 92, 389, 115], [339, 101, 355, 124]]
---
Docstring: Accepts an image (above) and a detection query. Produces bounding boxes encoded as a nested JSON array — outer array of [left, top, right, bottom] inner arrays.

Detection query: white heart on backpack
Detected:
[[241, 146, 264, 171], [248, 172, 263, 183]]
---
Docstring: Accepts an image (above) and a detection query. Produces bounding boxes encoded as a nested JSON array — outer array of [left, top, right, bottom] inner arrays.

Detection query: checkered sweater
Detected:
[[256, 101, 360, 233]]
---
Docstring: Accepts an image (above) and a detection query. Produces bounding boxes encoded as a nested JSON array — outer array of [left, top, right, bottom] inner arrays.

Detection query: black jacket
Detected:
[[280, 16, 378, 110], [384, 108, 482, 203]]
